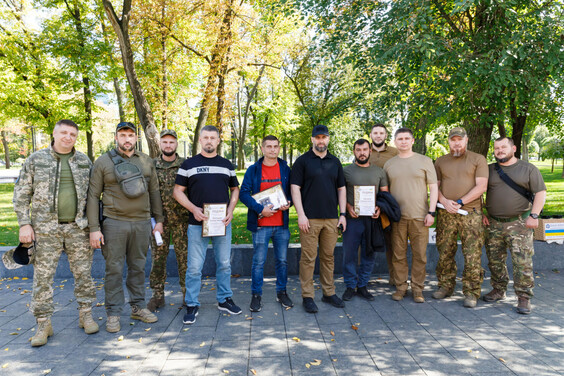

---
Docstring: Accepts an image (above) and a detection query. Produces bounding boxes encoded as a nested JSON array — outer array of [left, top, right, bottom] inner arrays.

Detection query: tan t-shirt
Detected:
[[369, 144, 399, 168], [434, 150, 488, 210], [485, 159, 546, 218], [384, 153, 437, 220]]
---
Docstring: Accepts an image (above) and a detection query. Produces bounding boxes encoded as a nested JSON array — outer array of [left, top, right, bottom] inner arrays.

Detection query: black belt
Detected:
[[59, 221, 75, 224], [490, 211, 530, 223]]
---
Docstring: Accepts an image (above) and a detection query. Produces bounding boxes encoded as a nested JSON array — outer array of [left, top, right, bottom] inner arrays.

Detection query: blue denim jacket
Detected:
[[240, 157, 291, 232]]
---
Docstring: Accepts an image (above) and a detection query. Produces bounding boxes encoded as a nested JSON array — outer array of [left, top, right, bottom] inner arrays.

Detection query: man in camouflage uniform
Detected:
[[147, 129, 189, 311], [432, 127, 488, 308], [483, 137, 546, 314], [13, 119, 98, 347]]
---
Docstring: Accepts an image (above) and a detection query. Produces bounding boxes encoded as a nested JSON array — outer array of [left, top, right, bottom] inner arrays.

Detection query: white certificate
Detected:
[[354, 185, 376, 216], [202, 203, 227, 237], [251, 184, 289, 210]]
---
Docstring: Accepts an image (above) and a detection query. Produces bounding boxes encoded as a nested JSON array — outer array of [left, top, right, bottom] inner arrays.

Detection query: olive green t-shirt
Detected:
[[434, 150, 488, 210], [56, 152, 78, 222], [485, 159, 546, 218], [343, 163, 388, 208], [369, 144, 399, 168], [384, 153, 437, 220]]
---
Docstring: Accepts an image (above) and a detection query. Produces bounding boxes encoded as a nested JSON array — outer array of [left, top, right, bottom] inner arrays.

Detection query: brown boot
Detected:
[[31, 318, 53, 347], [483, 288, 506, 302], [147, 295, 165, 312], [79, 308, 99, 334], [517, 296, 531, 315]]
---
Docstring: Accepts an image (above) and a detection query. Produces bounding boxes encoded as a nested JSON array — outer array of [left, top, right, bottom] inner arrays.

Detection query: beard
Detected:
[[162, 149, 176, 157], [118, 142, 134, 153], [203, 144, 216, 153], [450, 148, 466, 157], [495, 155, 512, 163], [314, 144, 327, 153], [355, 156, 369, 165], [373, 141, 385, 148]]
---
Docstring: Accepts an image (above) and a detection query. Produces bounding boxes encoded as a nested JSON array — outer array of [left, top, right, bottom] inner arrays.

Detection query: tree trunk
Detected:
[[1, 130, 10, 169], [161, 2, 168, 130], [289, 148, 293, 168], [522, 137, 529, 162], [103, 0, 160, 157], [466, 120, 494, 157], [283, 142, 287, 162], [192, 0, 234, 156], [69, 0, 94, 161], [412, 116, 427, 155], [113, 77, 126, 122]]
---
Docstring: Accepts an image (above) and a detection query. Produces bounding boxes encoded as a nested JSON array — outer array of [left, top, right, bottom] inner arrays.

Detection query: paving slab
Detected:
[[0, 274, 563, 375]]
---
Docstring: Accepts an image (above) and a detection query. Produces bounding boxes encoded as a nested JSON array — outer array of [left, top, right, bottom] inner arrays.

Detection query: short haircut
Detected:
[[262, 135, 279, 145], [200, 125, 219, 136], [371, 123, 388, 133], [394, 127, 413, 138], [55, 119, 78, 131], [495, 136, 514, 146], [354, 138, 370, 149]]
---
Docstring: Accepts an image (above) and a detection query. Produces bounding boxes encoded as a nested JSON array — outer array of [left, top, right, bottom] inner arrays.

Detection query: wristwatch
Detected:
[[428, 211, 436, 217], [456, 199, 464, 206], [530, 213, 539, 219], [340, 213, 346, 217]]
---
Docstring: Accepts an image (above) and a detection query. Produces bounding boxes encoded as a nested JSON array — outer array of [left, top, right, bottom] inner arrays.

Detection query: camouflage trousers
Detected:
[[32, 223, 96, 318], [149, 215, 188, 298], [436, 209, 485, 298], [485, 216, 534, 298]]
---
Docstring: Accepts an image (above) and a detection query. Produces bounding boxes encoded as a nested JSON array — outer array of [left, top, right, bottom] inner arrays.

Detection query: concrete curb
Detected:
[[1, 241, 562, 278]]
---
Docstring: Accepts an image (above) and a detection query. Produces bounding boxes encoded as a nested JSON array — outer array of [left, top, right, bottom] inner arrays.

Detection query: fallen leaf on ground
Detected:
[[330, 331, 335, 336], [200, 342, 205, 347], [42, 369, 51, 374], [499, 358, 506, 363], [250, 369, 257, 375], [138, 338, 142, 343], [310, 359, 321, 366], [305, 363, 310, 369], [351, 325, 358, 330], [292, 337, 300, 342], [2, 363, 8, 368], [118, 335, 124, 341], [223, 370, 229, 374], [144, 328, 151, 332]]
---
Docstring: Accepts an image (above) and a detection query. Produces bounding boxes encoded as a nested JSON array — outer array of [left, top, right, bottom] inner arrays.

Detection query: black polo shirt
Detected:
[[290, 149, 345, 219]]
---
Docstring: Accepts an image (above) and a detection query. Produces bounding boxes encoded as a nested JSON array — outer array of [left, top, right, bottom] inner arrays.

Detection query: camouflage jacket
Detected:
[[154, 153, 189, 219], [13, 145, 92, 230]]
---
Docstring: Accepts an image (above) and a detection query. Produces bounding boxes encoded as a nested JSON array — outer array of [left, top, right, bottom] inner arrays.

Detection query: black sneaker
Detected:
[[250, 294, 262, 312], [183, 306, 198, 324], [302, 297, 318, 313], [218, 297, 242, 315], [356, 286, 375, 301], [276, 291, 294, 308], [321, 294, 345, 308], [342, 287, 356, 301]]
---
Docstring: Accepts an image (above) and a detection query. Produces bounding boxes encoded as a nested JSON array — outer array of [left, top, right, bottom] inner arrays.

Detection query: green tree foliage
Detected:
[[297, 0, 564, 157]]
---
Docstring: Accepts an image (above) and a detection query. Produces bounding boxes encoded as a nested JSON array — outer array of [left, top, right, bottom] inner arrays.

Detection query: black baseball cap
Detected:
[[116, 122, 136, 132], [312, 125, 329, 137]]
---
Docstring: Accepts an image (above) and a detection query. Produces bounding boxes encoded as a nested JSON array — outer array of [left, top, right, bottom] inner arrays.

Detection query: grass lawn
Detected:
[[0, 161, 562, 247]]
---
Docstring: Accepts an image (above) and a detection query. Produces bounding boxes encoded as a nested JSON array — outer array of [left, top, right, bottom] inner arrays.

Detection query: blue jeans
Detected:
[[185, 224, 233, 307], [342, 217, 376, 289], [251, 226, 290, 295]]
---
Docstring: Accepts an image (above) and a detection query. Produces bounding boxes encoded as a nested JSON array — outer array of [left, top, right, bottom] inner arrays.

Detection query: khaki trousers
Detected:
[[299, 218, 339, 298], [391, 218, 428, 293]]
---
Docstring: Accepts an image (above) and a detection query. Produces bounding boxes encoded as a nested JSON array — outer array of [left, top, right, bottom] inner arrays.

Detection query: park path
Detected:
[[0, 274, 563, 376]]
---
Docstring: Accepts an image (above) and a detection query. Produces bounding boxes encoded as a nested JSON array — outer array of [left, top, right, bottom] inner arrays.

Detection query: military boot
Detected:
[[79, 308, 99, 334], [147, 294, 165, 312], [31, 318, 53, 347]]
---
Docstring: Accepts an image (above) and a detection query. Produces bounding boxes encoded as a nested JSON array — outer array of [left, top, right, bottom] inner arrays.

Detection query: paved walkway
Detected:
[[0, 273, 563, 376]]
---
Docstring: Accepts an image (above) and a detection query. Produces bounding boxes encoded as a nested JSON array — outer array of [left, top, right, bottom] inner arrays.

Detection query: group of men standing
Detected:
[[11, 119, 546, 347]]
